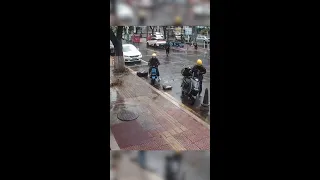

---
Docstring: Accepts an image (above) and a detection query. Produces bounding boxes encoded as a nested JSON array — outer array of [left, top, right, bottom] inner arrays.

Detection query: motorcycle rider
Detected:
[[190, 59, 206, 96], [148, 53, 160, 77]]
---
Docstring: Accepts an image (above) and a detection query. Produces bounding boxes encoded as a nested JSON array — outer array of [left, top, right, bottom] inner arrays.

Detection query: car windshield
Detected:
[[122, 45, 136, 52]]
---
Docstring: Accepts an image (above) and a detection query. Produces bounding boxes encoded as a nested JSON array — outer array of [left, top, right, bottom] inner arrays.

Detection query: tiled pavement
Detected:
[[110, 66, 210, 150]]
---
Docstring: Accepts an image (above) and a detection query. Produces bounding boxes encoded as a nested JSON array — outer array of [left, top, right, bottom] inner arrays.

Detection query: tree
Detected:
[[110, 26, 125, 72], [162, 26, 167, 40], [149, 26, 156, 35]]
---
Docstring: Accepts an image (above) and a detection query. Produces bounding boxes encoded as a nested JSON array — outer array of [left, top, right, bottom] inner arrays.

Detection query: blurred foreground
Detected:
[[110, 0, 210, 25], [110, 151, 210, 180]]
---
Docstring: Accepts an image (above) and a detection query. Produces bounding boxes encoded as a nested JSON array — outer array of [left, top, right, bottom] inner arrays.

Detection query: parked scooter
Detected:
[[181, 67, 200, 105], [150, 66, 160, 85]]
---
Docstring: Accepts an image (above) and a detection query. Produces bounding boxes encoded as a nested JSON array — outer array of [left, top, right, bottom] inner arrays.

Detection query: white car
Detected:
[[122, 44, 142, 63], [155, 32, 164, 39], [117, 3, 134, 22], [196, 35, 210, 43], [147, 35, 167, 47]]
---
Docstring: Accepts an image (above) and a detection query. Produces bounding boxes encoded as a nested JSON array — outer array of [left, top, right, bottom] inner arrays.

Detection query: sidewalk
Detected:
[[110, 66, 210, 150]]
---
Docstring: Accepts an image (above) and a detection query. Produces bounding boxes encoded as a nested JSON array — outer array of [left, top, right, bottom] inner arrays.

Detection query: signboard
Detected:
[[184, 28, 192, 35]]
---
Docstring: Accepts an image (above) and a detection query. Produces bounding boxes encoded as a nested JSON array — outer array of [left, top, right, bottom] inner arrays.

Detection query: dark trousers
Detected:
[[138, 151, 146, 169], [199, 80, 203, 94], [166, 48, 170, 54], [149, 67, 160, 76]]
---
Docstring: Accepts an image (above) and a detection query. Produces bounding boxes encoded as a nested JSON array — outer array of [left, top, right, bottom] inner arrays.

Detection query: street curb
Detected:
[[127, 68, 210, 130]]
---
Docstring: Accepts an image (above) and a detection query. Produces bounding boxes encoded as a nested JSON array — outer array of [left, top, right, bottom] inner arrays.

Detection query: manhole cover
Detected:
[[117, 110, 139, 121]]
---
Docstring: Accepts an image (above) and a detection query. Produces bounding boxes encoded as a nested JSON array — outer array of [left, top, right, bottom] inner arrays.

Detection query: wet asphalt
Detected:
[[125, 43, 210, 124]]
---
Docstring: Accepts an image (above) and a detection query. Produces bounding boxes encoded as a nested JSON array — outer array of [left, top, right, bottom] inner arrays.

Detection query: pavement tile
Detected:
[[194, 137, 210, 150], [173, 127, 183, 134], [138, 140, 161, 150], [168, 129, 178, 136], [111, 121, 151, 149], [158, 144, 173, 150], [148, 130, 159, 137], [183, 143, 201, 150], [181, 130, 196, 137], [156, 127, 166, 133], [161, 131, 172, 138], [122, 145, 141, 150], [187, 133, 208, 144], [173, 133, 192, 148], [179, 125, 188, 131], [166, 136, 185, 150]]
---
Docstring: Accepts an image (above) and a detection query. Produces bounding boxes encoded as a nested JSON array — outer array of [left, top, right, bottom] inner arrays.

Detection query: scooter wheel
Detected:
[[189, 96, 196, 105], [151, 79, 155, 85]]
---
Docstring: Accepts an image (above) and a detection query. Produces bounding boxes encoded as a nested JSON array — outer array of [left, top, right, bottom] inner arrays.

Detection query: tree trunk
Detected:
[[110, 26, 125, 72], [150, 26, 155, 35], [162, 26, 167, 40]]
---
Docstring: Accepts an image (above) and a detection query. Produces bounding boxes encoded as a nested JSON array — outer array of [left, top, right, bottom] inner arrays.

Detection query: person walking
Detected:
[[138, 151, 146, 169]]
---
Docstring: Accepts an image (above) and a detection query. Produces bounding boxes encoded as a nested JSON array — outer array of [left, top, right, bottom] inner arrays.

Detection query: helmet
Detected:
[[174, 16, 182, 25], [196, 59, 202, 66], [152, 53, 156, 57]]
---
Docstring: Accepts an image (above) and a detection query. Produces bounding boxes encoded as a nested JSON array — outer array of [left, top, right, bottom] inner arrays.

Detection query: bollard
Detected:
[[200, 88, 210, 111]]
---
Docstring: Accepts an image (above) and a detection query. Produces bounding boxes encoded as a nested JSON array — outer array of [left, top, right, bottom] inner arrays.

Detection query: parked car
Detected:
[[110, 41, 115, 56], [155, 32, 164, 39], [122, 44, 143, 63], [147, 35, 167, 47], [196, 35, 210, 43]]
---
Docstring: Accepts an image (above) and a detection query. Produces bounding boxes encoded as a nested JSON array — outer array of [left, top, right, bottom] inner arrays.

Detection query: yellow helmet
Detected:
[[152, 53, 156, 57], [174, 16, 182, 25], [196, 59, 202, 66]]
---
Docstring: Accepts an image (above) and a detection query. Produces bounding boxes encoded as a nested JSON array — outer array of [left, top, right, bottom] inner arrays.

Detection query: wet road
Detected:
[[124, 151, 210, 180], [125, 43, 210, 124]]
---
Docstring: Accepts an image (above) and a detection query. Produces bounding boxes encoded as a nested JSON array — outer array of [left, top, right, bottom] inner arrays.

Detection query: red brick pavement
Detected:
[[110, 70, 210, 150]]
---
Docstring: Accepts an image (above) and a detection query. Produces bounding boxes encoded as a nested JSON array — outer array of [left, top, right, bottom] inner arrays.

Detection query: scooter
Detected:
[[150, 66, 160, 85], [181, 71, 200, 105]]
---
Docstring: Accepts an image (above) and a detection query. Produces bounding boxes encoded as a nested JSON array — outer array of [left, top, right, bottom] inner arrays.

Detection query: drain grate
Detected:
[[117, 110, 139, 121]]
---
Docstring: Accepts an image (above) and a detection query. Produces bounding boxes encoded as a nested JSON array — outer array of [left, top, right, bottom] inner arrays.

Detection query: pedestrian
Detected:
[[194, 42, 198, 50], [165, 42, 170, 56], [111, 151, 122, 180], [190, 59, 206, 96]]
